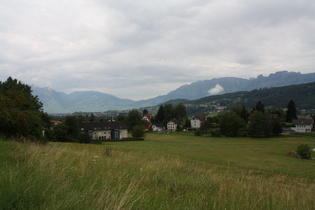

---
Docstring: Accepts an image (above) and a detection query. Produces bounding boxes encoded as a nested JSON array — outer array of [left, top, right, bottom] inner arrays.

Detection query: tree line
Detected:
[[196, 99, 300, 137]]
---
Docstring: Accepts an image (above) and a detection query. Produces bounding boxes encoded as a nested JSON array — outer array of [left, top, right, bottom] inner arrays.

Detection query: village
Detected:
[[49, 101, 315, 141]]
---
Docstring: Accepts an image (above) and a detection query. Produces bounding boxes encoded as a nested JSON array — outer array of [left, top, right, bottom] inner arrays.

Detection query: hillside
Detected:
[[133, 71, 315, 107], [165, 82, 315, 115], [32, 87, 134, 113]]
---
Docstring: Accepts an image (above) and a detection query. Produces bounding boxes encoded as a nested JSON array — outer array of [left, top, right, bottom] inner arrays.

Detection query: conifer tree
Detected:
[[286, 99, 297, 123]]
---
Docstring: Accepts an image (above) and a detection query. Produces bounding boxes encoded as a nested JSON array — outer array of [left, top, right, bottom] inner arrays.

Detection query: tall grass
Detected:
[[1, 133, 315, 209]]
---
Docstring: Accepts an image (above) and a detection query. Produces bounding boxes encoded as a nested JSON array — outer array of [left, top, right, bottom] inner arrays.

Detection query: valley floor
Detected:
[[1, 133, 315, 209]]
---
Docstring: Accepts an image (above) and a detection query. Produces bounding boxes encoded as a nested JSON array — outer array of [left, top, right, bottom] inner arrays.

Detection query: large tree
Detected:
[[154, 105, 165, 123], [219, 111, 246, 137], [248, 111, 272, 137], [254, 101, 265, 113], [126, 109, 143, 131], [286, 99, 297, 123], [163, 104, 175, 124], [174, 104, 187, 123], [65, 116, 79, 139], [0, 77, 46, 141]]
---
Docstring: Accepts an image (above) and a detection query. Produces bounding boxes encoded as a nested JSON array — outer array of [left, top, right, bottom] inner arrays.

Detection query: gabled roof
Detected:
[[292, 119, 314, 125], [143, 114, 153, 120], [193, 115, 206, 121], [79, 121, 128, 131], [152, 123, 164, 128], [168, 119, 179, 124]]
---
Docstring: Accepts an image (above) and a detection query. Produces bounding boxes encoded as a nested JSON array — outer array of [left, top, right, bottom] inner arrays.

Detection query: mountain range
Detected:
[[32, 71, 315, 113]]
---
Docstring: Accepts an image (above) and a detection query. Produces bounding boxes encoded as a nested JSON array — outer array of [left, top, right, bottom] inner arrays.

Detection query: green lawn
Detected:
[[1, 133, 315, 209], [106, 132, 315, 178]]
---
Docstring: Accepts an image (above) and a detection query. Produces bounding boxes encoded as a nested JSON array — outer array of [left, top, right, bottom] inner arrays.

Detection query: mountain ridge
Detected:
[[32, 71, 315, 113]]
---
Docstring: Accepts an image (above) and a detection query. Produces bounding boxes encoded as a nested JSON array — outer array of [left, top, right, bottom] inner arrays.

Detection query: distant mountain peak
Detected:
[[32, 71, 315, 113]]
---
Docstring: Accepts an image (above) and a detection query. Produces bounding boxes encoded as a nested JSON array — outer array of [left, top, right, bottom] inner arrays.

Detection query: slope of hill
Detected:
[[32, 87, 134, 113], [165, 82, 315, 115], [131, 71, 315, 107]]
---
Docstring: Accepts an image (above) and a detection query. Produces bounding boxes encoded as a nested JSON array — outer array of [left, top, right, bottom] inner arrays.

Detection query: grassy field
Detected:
[[1, 133, 315, 209]]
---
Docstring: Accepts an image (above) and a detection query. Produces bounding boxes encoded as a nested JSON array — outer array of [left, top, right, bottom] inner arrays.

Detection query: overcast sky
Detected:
[[1, 0, 314, 100]]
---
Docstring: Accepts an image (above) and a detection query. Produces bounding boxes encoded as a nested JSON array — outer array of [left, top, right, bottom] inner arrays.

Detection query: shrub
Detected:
[[131, 125, 146, 138], [210, 129, 221, 137], [296, 144, 312, 159], [194, 129, 203, 136], [78, 132, 91, 143]]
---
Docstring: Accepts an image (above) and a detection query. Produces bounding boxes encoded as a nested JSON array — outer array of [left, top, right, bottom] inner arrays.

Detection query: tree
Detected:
[[142, 109, 148, 116], [126, 109, 142, 131], [248, 111, 272, 137], [51, 123, 68, 142], [272, 121, 283, 136], [65, 116, 79, 138], [200, 118, 216, 132], [155, 105, 165, 123], [240, 106, 249, 122], [78, 132, 91, 143], [231, 106, 249, 122], [286, 99, 297, 123], [219, 111, 246, 137], [131, 125, 146, 139], [254, 101, 265, 113], [0, 77, 46, 141], [174, 104, 187, 122], [89, 113, 95, 122], [116, 115, 127, 122], [164, 104, 175, 124]]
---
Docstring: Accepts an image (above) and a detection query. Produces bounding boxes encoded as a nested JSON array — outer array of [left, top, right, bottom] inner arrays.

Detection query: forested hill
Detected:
[[166, 82, 315, 109]]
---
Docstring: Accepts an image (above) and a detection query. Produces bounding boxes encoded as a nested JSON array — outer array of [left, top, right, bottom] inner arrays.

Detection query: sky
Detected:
[[1, 0, 315, 100]]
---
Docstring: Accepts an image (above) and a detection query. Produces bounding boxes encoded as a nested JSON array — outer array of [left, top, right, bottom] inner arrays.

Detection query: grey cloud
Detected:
[[0, 0, 314, 100]]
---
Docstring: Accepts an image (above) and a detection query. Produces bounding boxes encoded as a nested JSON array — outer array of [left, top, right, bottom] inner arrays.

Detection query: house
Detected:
[[188, 115, 206, 130], [152, 123, 165, 132], [50, 120, 62, 126], [291, 119, 314, 133], [79, 121, 128, 140], [167, 119, 179, 132], [143, 121, 152, 132], [193, 114, 206, 122], [190, 118, 202, 129], [142, 114, 153, 122], [142, 114, 153, 131]]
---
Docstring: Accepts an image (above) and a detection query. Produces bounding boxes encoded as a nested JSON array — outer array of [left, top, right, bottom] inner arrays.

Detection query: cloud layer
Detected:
[[1, 0, 314, 100]]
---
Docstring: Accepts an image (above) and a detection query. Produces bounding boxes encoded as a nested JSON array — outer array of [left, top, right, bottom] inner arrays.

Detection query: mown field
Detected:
[[1, 133, 315, 209]]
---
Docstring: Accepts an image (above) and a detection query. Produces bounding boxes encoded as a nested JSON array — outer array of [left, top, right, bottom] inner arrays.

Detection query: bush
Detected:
[[296, 144, 312, 159], [194, 129, 203, 136], [78, 132, 92, 143], [210, 129, 221, 137], [131, 125, 146, 139]]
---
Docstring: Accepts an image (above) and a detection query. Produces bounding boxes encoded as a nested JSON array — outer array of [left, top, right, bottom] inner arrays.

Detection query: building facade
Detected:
[[79, 121, 128, 140]]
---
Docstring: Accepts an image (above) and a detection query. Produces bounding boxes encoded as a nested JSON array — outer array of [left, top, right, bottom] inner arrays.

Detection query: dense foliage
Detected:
[[219, 111, 246, 137], [296, 144, 312, 159], [131, 125, 146, 138], [155, 103, 187, 126], [0, 77, 48, 142], [126, 109, 143, 131], [248, 111, 272, 137], [286, 99, 297, 122]]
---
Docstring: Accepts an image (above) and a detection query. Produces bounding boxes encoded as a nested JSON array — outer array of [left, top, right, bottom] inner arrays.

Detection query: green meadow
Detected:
[[1, 133, 315, 209]]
